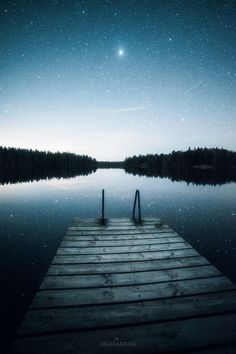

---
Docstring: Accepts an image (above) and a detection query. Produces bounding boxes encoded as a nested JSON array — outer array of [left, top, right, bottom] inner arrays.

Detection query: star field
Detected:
[[0, 0, 235, 159]]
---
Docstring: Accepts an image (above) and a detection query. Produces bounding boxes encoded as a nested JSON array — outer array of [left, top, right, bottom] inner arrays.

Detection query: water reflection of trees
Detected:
[[0, 147, 97, 185], [124, 148, 236, 186], [0, 168, 97, 185], [1, 147, 236, 186]]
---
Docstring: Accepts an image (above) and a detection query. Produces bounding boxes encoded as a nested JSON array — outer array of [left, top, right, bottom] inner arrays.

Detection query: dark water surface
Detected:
[[1, 169, 236, 351]]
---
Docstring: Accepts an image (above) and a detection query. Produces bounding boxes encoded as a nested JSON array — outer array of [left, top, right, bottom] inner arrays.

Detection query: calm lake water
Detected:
[[1, 168, 236, 350]]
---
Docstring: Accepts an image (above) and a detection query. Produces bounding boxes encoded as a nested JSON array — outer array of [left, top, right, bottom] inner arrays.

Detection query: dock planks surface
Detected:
[[10, 218, 236, 353]]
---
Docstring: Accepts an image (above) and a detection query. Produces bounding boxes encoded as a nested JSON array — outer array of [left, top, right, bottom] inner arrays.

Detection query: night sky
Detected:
[[1, 0, 235, 160]]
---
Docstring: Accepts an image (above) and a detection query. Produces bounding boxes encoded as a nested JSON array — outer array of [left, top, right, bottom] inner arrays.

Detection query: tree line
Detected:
[[97, 161, 125, 169], [124, 148, 236, 185], [0, 147, 97, 185], [1, 146, 236, 186]]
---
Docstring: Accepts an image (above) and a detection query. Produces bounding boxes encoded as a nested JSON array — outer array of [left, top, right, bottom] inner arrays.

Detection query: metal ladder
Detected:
[[101, 189, 141, 224]]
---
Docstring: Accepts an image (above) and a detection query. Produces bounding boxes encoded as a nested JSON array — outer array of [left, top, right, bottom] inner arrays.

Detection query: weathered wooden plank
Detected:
[[60, 236, 184, 247], [71, 222, 163, 229], [66, 227, 173, 236], [40, 265, 221, 290], [19, 290, 236, 335], [73, 217, 161, 223], [109, 218, 161, 223], [71, 220, 162, 227], [56, 242, 190, 255], [11, 313, 236, 354], [66, 231, 179, 240], [47, 256, 209, 275], [10, 217, 236, 354], [111, 221, 162, 225], [68, 225, 164, 231], [68, 224, 168, 232], [52, 248, 199, 264], [31, 276, 234, 308], [11, 217, 236, 354]]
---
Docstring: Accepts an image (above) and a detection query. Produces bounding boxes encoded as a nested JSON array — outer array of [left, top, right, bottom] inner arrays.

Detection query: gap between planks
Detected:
[[18, 290, 236, 337], [40, 265, 221, 290], [30, 276, 235, 309], [46, 256, 209, 275], [10, 218, 236, 354], [11, 313, 236, 354]]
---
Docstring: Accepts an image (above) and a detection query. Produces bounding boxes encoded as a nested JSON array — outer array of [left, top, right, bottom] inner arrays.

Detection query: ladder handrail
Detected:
[[132, 190, 142, 224], [101, 189, 105, 224], [100, 189, 142, 224]]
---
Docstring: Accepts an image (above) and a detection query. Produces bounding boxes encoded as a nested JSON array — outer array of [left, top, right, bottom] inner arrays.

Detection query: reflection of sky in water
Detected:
[[1, 169, 236, 347]]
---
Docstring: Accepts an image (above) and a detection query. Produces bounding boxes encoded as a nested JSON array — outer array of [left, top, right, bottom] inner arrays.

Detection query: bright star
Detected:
[[118, 49, 124, 56]]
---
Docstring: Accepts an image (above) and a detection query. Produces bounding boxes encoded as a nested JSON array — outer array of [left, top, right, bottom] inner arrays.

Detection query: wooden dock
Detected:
[[11, 218, 236, 353]]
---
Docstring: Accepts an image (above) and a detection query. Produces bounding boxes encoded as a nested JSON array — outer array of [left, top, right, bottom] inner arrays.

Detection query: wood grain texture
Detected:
[[65, 231, 178, 240], [52, 248, 199, 264], [19, 290, 236, 335], [11, 314, 236, 354], [47, 256, 209, 275], [31, 276, 234, 308], [40, 265, 220, 289], [61, 236, 183, 247], [10, 218, 236, 354], [56, 241, 191, 255]]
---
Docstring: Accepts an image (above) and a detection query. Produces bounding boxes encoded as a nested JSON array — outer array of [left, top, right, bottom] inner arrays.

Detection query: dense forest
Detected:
[[124, 148, 236, 185], [0, 147, 97, 185], [97, 161, 124, 169], [1, 147, 236, 186]]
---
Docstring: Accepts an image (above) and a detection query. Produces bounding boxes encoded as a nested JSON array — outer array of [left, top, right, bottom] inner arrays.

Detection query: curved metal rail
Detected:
[[132, 189, 142, 224], [101, 189, 105, 224], [100, 189, 142, 224]]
